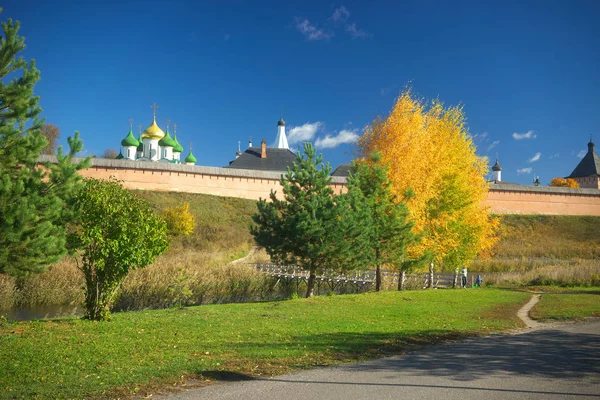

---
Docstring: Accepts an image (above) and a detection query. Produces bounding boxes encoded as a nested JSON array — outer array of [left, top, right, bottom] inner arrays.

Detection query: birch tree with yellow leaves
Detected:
[[358, 90, 498, 270]]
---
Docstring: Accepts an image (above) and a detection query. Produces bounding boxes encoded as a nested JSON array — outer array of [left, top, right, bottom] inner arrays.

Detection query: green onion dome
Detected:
[[185, 149, 197, 164], [158, 126, 177, 148], [115, 151, 124, 159], [137, 134, 144, 152], [121, 127, 140, 147], [173, 134, 184, 153]]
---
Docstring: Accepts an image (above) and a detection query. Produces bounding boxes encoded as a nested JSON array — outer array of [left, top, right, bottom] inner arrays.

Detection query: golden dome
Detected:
[[141, 118, 165, 140]]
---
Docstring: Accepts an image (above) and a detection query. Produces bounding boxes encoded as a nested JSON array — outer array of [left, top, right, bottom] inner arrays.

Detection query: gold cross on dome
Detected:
[[137, 124, 142, 133], [129, 118, 134, 128], [150, 102, 159, 119], [173, 123, 177, 133], [166, 119, 171, 128]]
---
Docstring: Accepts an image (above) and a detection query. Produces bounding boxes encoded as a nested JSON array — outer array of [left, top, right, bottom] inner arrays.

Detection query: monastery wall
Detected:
[[40, 156, 346, 201], [485, 183, 600, 215], [39, 156, 600, 215]]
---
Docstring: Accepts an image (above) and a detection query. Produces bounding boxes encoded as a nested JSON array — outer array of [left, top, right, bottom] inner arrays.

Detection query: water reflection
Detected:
[[2, 304, 82, 321]]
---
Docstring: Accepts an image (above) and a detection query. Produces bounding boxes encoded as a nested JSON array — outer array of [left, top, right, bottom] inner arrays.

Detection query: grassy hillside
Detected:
[[134, 190, 257, 252], [491, 215, 600, 259]]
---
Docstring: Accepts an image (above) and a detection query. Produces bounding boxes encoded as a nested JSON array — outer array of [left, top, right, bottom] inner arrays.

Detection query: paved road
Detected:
[[162, 320, 600, 400]]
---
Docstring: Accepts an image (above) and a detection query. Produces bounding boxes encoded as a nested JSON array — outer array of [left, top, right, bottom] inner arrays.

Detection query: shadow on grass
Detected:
[[199, 371, 256, 382], [339, 326, 600, 382], [201, 324, 600, 386]]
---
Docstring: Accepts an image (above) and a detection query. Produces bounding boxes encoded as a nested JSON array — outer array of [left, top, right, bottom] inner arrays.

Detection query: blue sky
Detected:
[[3, 0, 599, 184]]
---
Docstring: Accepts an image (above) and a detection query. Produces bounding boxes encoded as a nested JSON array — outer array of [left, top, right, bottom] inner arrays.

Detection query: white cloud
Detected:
[[528, 152, 541, 163], [295, 19, 331, 41], [288, 122, 323, 145], [549, 153, 560, 160], [576, 150, 586, 159], [345, 23, 370, 38], [315, 129, 359, 149], [331, 6, 350, 21], [512, 130, 536, 140], [487, 140, 500, 152], [517, 167, 532, 175]]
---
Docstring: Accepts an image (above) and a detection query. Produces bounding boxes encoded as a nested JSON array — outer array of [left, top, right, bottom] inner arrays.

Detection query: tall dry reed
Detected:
[[0, 258, 84, 311], [483, 260, 600, 287]]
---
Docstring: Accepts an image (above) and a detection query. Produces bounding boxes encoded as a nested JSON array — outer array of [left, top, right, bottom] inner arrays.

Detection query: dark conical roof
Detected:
[[567, 140, 600, 178], [277, 118, 285, 127], [492, 159, 502, 171]]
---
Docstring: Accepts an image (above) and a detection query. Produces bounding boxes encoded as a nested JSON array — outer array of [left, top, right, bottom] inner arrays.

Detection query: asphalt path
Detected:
[[161, 318, 600, 400]]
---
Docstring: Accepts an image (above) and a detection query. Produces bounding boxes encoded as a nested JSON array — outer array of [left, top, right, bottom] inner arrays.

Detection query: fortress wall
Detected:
[[78, 165, 284, 200], [38, 156, 600, 215], [485, 185, 600, 215], [49, 156, 347, 201]]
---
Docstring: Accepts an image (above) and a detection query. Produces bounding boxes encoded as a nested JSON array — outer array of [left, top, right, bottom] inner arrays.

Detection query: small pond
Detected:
[[2, 304, 82, 322]]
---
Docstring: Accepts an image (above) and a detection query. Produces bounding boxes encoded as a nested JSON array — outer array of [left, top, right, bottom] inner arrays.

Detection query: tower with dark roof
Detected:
[[491, 156, 502, 183], [567, 138, 600, 188]]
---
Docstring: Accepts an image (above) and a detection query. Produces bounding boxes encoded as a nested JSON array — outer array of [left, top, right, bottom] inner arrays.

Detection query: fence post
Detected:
[[453, 268, 458, 289], [428, 262, 434, 289], [398, 270, 406, 291]]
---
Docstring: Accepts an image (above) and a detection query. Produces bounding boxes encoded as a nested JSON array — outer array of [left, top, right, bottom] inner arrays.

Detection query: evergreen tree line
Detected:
[[251, 143, 420, 297]]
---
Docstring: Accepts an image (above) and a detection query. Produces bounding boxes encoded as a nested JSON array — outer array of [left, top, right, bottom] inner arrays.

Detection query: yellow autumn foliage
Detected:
[[163, 202, 196, 236], [549, 177, 579, 188], [358, 90, 499, 270]]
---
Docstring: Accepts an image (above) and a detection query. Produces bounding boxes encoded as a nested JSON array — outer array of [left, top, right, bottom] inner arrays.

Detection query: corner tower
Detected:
[[567, 137, 600, 188]]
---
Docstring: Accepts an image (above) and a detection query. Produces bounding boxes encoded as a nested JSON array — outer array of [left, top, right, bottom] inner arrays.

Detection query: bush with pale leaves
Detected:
[[163, 202, 196, 236]]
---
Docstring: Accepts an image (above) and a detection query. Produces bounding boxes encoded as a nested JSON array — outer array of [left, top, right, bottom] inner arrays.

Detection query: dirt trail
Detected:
[[516, 294, 544, 329]]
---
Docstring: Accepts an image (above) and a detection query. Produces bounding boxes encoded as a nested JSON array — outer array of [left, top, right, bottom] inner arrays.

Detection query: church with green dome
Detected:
[[116, 103, 195, 165]]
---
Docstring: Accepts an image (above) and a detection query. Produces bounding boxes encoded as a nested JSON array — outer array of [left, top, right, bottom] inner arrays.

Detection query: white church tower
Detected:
[[274, 117, 289, 149], [492, 156, 502, 183]]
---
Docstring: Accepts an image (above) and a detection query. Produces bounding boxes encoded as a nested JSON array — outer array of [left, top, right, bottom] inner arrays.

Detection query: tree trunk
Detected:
[[428, 262, 434, 289], [306, 271, 316, 298], [398, 270, 406, 291], [83, 266, 123, 321], [375, 248, 382, 291], [84, 278, 111, 321]]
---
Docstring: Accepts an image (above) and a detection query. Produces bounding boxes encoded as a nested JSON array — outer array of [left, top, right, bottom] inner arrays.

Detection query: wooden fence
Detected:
[[253, 264, 481, 294]]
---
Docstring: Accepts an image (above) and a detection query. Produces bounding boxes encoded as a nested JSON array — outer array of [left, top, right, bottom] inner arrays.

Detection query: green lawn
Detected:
[[530, 292, 600, 320], [1, 289, 529, 399]]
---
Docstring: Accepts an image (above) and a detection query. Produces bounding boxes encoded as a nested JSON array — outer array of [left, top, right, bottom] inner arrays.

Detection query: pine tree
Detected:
[[347, 152, 417, 290], [251, 143, 367, 297], [0, 13, 90, 278]]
